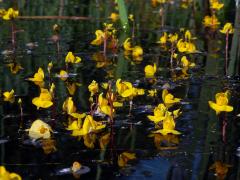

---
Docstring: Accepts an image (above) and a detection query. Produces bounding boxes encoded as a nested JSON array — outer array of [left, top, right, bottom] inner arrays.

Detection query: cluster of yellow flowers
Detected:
[[155, 29, 196, 80], [0, 8, 19, 20], [123, 38, 144, 61], [203, 0, 224, 30], [148, 89, 181, 135], [91, 23, 118, 50], [147, 89, 181, 149], [1, 0, 237, 176]]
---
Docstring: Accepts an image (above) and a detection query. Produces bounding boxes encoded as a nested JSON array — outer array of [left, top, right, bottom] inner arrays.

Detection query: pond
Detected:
[[0, 0, 240, 179]]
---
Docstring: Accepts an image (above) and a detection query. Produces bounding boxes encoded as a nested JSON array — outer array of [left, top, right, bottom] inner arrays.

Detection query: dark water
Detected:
[[0, 1, 240, 180]]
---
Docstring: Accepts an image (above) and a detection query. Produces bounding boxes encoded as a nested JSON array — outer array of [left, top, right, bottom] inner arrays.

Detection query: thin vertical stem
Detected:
[[225, 31, 229, 76], [59, 0, 64, 16], [56, 40, 60, 61], [11, 20, 16, 52], [103, 33, 107, 57], [222, 113, 227, 143], [132, 21, 135, 40], [20, 105, 23, 129]]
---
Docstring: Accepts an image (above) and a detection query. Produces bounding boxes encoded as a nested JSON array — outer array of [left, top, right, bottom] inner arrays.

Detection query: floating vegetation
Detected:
[[0, 0, 240, 179]]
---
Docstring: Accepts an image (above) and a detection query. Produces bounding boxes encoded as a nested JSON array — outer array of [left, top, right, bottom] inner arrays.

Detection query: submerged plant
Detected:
[[118, 152, 136, 168], [209, 161, 231, 180]]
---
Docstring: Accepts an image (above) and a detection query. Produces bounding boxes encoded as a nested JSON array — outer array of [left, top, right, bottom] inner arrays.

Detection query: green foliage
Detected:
[[116, 0, 130, 32]]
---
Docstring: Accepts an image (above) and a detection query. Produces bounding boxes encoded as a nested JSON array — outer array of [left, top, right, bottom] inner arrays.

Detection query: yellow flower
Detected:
[[180, 0, 193, 9], [208, 91, 233, 115], [101, 82, 109, 90], [147, 103, 167, 124], [132, 46, 143, 57], [144, 63, 157, 78], [128, 14, 134, 21], [116, 79, 145, 98], [0, 166, 22, 180], [71, 161, 82, 173], [0, 9, 6, 16], [184, 30, 196, 41], [2, 8, 19, 20], [168, 33, 178, 43], [220, 23, 234, 34], [177, 39, 196, 53], [28, 119, 52, 139], [32, 88, 53, 109], [67, 119, 82, 131], [181, 56, 195, 68], [62, 97, 77, 115], [116, 79, 135, 98], [210, 0, 224, 10], [53, 24, 61, 33], [88, 80, 99, 96], [6, 63, 23, 74], [151, 0, 158, 7], [118, 152, 136, 168], [71, 115, 106, 136], [3, 89, 15, 103], [91, 30, 105, 46], [109, 12, 119, 22], [157, 32, 168, 44], [98, 93, 112, 116], [18, 98, 22, 105], [28, 67, 45, 87], [123, 38, 133, 51], [49, 83, 55, 98], [47, 61, 53, 73], [203, 15, 220, 29], [58, 70, 68, 81], [153, 112, 181, 135], [162, 89, 181, 108], [66, 82, 78, 96], [65, 52, 81, 64], [148, 89, 157, 97]]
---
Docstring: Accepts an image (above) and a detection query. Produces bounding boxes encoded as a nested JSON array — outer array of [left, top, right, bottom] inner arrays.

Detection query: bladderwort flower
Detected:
[[208, 90, 233, 115]]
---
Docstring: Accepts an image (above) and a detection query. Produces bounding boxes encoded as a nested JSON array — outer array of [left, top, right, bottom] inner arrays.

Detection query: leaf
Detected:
[[117, 0, 130, 32]]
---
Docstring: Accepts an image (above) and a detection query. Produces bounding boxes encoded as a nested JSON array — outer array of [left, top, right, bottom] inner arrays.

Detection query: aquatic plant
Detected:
[[28, 119, 52, 139], [3, 89, 15, 103], [208, 90, 233, 115], [0, 166, 21, 180]]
